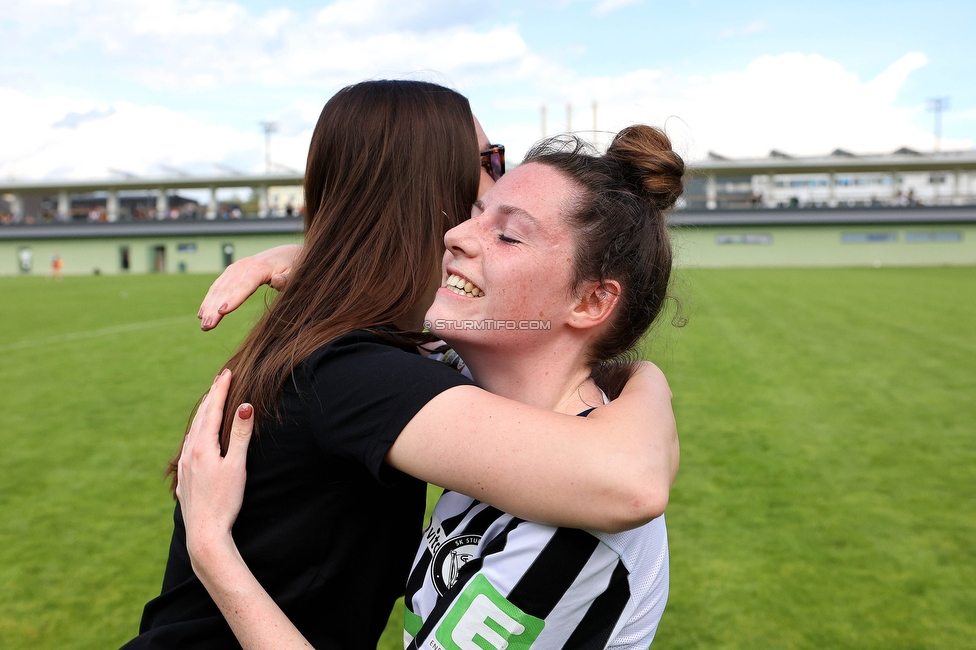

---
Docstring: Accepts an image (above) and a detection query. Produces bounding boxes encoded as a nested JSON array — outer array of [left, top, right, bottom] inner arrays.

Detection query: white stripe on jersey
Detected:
[[526, 540, 623, 648]]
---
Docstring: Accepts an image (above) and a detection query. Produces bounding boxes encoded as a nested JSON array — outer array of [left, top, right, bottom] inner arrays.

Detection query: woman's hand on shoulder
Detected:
[[199, 244, 303, 330], [177, 370, 253, 568]]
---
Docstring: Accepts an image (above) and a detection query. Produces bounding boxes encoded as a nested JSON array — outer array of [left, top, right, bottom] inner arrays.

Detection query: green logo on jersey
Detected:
[[435, 574, 545, 650]]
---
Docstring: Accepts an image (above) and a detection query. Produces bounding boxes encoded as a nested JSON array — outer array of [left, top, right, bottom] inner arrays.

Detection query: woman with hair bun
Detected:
[[177, 123, 685, 649], [404, 126, 684, 649]]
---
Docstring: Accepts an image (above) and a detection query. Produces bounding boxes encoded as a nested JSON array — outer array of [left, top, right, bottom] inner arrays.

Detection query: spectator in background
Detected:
[[18, 247, 32, 272], [50, 254, 64, 280]]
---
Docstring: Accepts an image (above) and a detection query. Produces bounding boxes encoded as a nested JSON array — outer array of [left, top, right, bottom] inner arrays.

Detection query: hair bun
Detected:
[[605, 125, 684, 211]]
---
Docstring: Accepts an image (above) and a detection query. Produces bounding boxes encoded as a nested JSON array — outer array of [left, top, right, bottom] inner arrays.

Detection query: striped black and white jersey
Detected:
[[403, 490, 669, 649]]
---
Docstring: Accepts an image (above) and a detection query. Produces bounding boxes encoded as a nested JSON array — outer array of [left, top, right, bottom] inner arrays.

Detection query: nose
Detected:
[[444, 211, 482, 259]]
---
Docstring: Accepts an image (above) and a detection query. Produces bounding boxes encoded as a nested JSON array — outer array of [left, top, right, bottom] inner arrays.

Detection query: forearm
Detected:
[[389, 363, 678, 533], [584, 362, 678, 527], [188, 534, 313, 650], [199, 244, 303, 330]]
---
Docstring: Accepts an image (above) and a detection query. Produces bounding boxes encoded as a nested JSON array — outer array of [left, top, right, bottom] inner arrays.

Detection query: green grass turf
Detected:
[[0, 267, 972, 649], [649, 266, 976, 649]]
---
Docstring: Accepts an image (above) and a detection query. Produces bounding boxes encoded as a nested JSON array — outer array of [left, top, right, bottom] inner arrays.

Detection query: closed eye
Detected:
[[498, 233, 521, 244]]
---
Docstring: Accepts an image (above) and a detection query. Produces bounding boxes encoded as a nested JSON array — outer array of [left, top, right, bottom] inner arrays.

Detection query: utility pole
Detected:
[[259, 121, 278, 174], [541, 104, 547, 138], [926, 97, 949, 151], [592, 101, 598, 148], [566, 102, 572, 132]]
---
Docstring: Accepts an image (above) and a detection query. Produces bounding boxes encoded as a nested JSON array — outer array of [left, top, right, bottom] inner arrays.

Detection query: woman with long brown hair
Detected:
[[127, 80, 678, 650]]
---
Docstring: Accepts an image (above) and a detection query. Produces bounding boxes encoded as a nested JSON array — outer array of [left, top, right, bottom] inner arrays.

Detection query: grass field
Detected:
[[0, 267, 973, 649]]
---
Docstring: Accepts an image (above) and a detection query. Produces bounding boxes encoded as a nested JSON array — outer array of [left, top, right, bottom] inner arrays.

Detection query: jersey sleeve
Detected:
[[298, 334, 472, 486]]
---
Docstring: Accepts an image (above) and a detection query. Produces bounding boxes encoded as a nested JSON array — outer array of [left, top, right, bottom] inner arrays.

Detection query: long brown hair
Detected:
[[168, 80, 479, 488]]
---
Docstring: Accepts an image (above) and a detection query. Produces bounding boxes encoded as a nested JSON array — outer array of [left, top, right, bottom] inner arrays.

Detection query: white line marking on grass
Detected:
[[0, 316, 197, 353]]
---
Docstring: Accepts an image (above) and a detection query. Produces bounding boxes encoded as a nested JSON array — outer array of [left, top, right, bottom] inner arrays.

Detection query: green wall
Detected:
[[2, 233, 302, 277], [671, 223, 976, 267], [3, 223, 974, 277]]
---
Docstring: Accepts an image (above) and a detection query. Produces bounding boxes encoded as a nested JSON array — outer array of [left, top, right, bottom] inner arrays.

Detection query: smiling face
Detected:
[[426, 162, 583, 353]]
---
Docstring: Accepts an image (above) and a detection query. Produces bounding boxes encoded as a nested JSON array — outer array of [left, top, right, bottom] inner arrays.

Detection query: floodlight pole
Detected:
[[926, 97, 949, 152], [592, 101, 598, 149], [260, 121, 278, 174]]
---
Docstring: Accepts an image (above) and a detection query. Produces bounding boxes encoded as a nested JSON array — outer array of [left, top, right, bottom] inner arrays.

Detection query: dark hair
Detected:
[[523, 125, 684, 397], [168, 80, 480, 488]]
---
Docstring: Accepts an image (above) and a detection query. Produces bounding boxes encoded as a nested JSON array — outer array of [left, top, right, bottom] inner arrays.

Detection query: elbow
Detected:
[[598, 441, 676, 533], [598, 479, 670, 534]]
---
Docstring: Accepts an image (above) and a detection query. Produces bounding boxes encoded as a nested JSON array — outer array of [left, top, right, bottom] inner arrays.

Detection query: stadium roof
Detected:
[[2, 148, 976, 196], [690, 150, 976, 177], [3, 207, 975, 241], [0, 173, 304, 195], [0, 217, 303, 240]]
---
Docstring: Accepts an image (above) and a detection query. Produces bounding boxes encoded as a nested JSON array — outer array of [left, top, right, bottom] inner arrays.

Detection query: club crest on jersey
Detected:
[[431, 534, 481, 595]]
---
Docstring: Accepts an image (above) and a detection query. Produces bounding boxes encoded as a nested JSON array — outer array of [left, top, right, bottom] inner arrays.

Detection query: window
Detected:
[[716, 234, 773, 245], [841, 233, 897, 243], [905, 231, 962, 243]]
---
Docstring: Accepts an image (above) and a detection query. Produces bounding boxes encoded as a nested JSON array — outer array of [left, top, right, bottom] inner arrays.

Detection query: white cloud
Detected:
[[0, 0, 544, 181], [7, 50, 966, 182], [948, 107, 976, 121], [718, 20, 772, 39], [51, 107, 117, 130], [493, 51, 970, 165], [129, 0, 250, 37], [592, 0, 641, 17], [2, 0, 523, 92], [315, 0, 483, 32], [865, 51, 927, 103], [0, 87, 310, 181], [1, 0, 969, 183]]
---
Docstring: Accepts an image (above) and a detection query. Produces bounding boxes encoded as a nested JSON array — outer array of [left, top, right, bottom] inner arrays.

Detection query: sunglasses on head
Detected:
[[480, 144, 505, 182]]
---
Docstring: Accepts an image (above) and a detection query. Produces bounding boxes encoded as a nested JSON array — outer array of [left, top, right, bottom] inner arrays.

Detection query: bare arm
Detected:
[[387, 361, 678, 533], [179, 364, 676, 648], [198, 245, 302, 330], [177, 371, 312, 650]]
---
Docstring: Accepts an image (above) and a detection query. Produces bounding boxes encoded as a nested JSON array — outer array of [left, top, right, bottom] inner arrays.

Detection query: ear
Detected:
[[568, 279, 620, 331]]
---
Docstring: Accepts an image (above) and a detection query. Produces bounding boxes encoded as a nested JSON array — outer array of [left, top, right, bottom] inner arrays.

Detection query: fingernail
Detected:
[[238, 404, 253, 420], [202, 317, 212, 329], [221, 368, 230, 377], [218, 303, 228, 314]]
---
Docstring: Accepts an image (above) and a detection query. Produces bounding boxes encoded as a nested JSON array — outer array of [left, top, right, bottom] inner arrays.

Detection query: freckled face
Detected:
[[426, 162, 581, 350]]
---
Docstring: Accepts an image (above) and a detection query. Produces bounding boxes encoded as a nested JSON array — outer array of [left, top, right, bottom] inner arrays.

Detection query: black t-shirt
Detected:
[[124, 330, 472, 650]]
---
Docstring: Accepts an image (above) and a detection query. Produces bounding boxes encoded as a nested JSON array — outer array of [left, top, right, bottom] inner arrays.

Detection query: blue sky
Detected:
[[1, 0, 973, 181]]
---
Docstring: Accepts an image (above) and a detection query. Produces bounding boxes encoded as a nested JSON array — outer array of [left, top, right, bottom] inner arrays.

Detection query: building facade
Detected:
[[3, 208, 974, 277]]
